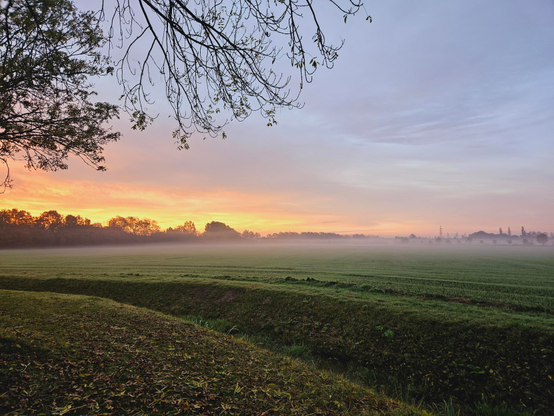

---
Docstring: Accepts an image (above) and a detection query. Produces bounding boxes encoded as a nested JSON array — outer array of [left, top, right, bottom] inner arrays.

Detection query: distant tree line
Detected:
[[265, 231, 379, 240], [394, 229, 551, 246], [0, 208, 134, 247], [0, 208, 381, 248], [0, 209, 176, 247], [467, 230, 550, 245]]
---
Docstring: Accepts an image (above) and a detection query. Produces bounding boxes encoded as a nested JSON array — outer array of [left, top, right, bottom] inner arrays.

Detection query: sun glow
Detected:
[[1, 166, 383, 235]]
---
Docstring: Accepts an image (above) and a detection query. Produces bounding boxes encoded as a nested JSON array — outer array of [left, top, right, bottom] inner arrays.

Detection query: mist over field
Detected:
[[2, 206, 552, 250]]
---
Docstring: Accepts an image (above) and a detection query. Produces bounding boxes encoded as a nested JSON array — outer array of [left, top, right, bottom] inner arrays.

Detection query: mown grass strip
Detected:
[[0, 276, 552, 414], [0, 290, 421, 416]]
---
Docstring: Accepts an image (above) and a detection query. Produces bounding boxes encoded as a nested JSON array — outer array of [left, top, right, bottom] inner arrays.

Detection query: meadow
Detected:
[[2, 243, 554, 312], [1, 243, 553, 414]]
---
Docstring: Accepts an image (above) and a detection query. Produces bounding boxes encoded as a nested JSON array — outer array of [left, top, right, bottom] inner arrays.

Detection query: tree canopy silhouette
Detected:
[[108, 215, 161, 236], [537, 233, 548, 245], [0, 0, 120, 191], [203, 221, 240, 239]]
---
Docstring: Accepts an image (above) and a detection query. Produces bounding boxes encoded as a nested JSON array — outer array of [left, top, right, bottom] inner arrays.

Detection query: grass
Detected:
[[1, 243, 553, 312], [1, 243, 553, 414], [0, 289, 420, 415]]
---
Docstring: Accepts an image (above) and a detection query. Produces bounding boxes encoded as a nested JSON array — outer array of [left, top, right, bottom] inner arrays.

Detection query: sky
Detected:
[[2, 0, 553, 237]]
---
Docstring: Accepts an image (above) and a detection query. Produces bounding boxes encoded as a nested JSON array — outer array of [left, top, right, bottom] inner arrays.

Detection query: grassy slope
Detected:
[[1, 276, 553, 414], [0, 290, 419, 416]]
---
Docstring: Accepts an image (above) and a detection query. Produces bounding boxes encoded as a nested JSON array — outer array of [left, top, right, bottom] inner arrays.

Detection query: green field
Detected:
[[2, 243, 554, 312], [1, 243, 553, 415]]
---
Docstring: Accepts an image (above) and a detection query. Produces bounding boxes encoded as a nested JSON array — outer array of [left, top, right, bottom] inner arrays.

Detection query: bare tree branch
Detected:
[[101, 0, 368, 146]]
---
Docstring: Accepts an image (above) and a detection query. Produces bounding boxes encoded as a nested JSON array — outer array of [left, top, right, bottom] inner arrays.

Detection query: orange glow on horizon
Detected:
[[0, 166, 427, 237]]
